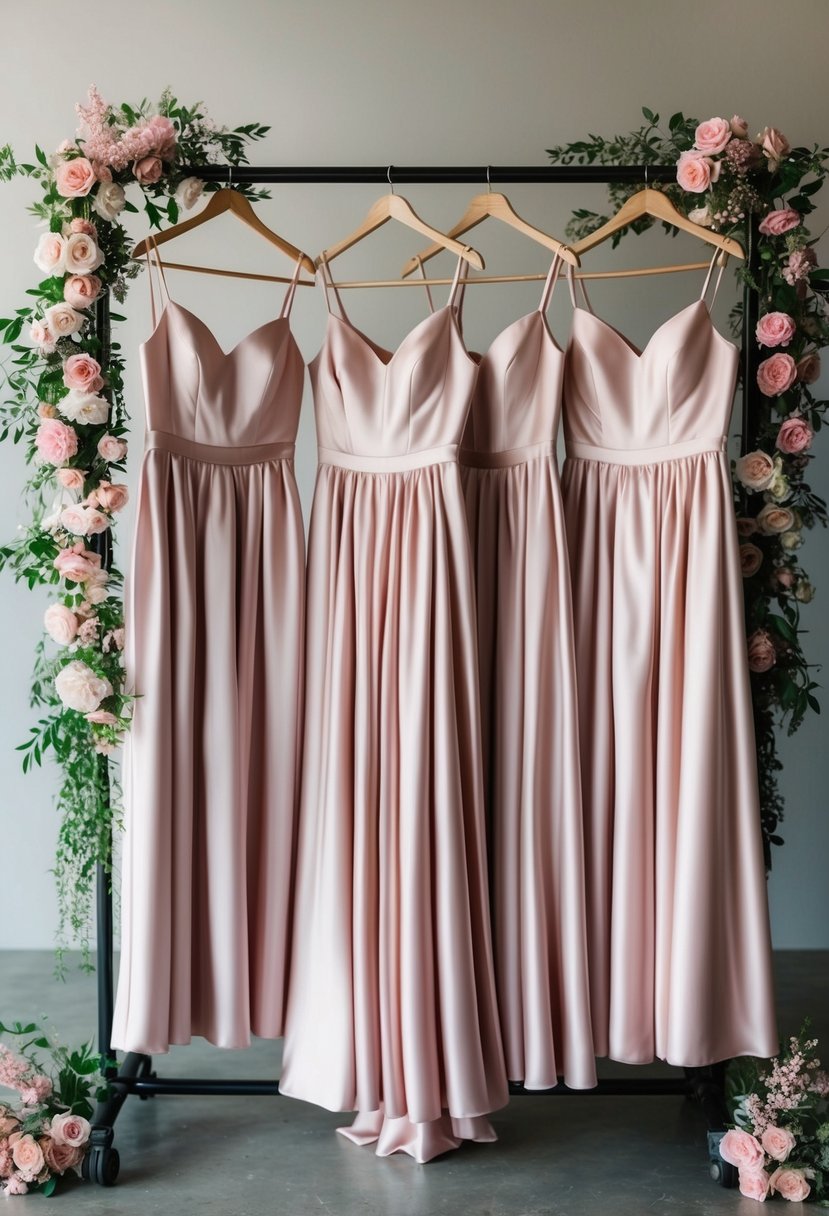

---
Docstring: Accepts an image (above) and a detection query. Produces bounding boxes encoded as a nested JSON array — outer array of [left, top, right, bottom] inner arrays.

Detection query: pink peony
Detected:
[[49, 1113, 91, 1150], [53, 540, 101, 584], [747, 630, 776, 673], [36, 418, 78, 467], [54, 661, 112, 714], [757, 353, 797, 397], [761, 1125, 796, 1162], [738, 1168, 770, 1201], [756, 312, 795, 349], [740, 544, 763, 577], [62, 353, 103, 394], [758, 127, 790, 171], [797, 353, 821, 384], [758, 208, 801, 237], [44, 604, 79, 645], [735, 450, 775, 492], [776, 416, 814, 454], [33, 232, 67, 275], [56, 467, 86, 491], [10, 1134, 44, 1181], [64, 273, 102, 310], [769, 1166, 810, 1202], [730, 115, 749, 137], [676, 150, 714, 193], [133, 155, 163, 184], [55, 156, 96, 198], [42, 1136, 82, 1174], [720, 1129, 765, 1171], [694, 117, 732, 155], [147, 114, 177, 158], [97, 433, 127, 462]]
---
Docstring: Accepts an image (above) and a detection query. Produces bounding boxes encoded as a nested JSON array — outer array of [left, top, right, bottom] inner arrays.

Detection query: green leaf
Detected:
[[40, 1176, 57, 1197], [34, 144, 47, 168], [642, 107, 657, 123], [668, 112, 685, 132]]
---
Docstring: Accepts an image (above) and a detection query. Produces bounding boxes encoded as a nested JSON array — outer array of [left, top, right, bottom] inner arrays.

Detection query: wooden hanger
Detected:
[[316, 178, 484, 277], [570, 186, 744, 261], [401, 186, 579, 278], [131, 182, 316, 281]]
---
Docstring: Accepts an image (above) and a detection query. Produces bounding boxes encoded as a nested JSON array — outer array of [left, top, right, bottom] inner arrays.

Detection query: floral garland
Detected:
[[0, 1018, 106, 1197], [549, 110, 829, 864], [0, 86, 270, 966]]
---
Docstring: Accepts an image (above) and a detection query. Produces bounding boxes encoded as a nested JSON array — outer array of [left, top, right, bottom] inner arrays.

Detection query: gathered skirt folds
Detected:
[[561, 448, 779, 1067], [111, 445, 305, 1054], [461, 452, 596, 1091], [279, 459, 509, 1163]]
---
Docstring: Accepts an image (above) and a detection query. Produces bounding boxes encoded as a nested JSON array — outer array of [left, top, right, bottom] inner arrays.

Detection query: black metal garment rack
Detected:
[[84, 162, 760, 1187]]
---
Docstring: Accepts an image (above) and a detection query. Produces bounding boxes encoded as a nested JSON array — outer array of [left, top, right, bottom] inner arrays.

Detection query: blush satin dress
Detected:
[[279, 253, 509, 1163], [111, 236, 305, 1054], [560, 251, 779, 1067], [458, 253, 596, 1092]]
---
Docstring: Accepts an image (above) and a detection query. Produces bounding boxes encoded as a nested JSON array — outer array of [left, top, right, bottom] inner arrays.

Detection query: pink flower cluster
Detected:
[[0, 1097, 90, 1196], [71, 84, 177, 185], [676, 117, 791, 199]]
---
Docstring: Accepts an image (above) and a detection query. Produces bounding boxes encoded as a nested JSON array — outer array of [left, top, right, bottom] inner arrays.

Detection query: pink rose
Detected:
[[85, 709, 118, 726], [677, 150, 714, 193], [44, 604, 79, 645], [783, 247, 816, 286], [62, 353, 103, 393], [63, 274, 102, 310], [730, 115, 749, 137], [776, 416, 814, 454], [758, 208, 801, 237], [719, 1129, 765, 1171], [67, 217, 97, 237], [54, 156, 96, 198], [91, 481, 129, 512], [33, 232, 67, 275], [54, 661, 112, 714], [43, 301, 84, 338], [64, 232, 103, 275], [758, 127, 790, 171], [769, 1166, 810, 1202], [60, 505, 109, 536], [757, 353, 797, 397], [56, 467, 86, 490], [49, 1112, 91, 1150], [797, 353, 821, 384], [757, 504, 796, 535], [41, 1136, 82, 1175], [735, 450, 775, 492], [756, 312, 796, 349], [736, 517, 758, 537], [97, 434, 128, 462], [761, 1125, 796, 1162], [739, 1168, 770, 1201], [53, 540, 101, 583], [85, 569, 110, 604], [35, 418, 78, 467], [0, 1115, 19, 1136], [775, 566, 797, 589], [10, 1134, 44, 1181], [740, 544, 763, 577], [694, 117, 732, 155], [747, 629, 776, 673], [29, 321, 56, 353], [133, 155, 163, 184]]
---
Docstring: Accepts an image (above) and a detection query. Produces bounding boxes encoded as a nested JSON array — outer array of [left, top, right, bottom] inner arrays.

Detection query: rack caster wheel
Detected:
[[81, 1145, 120, 1187], [707, 1131, 737, 1188]]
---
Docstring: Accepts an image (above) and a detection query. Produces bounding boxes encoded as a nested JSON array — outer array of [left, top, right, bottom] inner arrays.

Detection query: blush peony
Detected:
[[35, 419, 78, 466], [54, 661, 112, 714], [43, 604, 79, 645]]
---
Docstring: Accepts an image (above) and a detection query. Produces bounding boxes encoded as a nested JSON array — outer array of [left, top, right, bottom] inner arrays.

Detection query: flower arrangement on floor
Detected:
[[0, 86, 270, 967], [721, 1023, 829, 1203], [0, 1019, 106, 1196], [548, 110, 829, 863]]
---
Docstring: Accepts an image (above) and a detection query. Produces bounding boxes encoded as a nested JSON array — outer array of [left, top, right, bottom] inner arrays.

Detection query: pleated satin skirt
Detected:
[[279, 458, 509, 1162], [111, 444, 305, 1054], [561, 447, 778, 1066], [461, 452, 596, 1090]]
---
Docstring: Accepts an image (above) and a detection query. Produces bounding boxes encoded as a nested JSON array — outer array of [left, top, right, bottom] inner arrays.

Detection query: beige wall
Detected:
[[0, 0, 826, 949]]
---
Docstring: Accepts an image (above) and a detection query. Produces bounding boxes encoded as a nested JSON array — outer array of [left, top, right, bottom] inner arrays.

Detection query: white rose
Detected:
[[780, 530, 803, 551], [43, 302, 84, 338], [767, 470, 791, 502], [92, 181, 126, 222], [34, 232, 68, 275], [175, 176, 204, 210], [60, 389, 109, 426], [54, 659, 112, 713], [688, 206, 713, 228], [64, 232, 103, 274], [795, 579, 815, 604]]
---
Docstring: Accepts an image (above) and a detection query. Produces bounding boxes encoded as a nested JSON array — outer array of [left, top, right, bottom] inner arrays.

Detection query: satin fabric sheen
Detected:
[[560, 285, 779, 1066], [459, 260, 596, 1092], [279, 264, 509, 1163], [111, 253, 305, 1054]]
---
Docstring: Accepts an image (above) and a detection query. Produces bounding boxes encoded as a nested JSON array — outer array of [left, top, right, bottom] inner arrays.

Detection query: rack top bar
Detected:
[[177, 164, 678, 186]]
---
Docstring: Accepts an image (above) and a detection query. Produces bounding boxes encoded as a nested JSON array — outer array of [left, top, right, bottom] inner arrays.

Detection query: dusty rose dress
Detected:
[[279, 254, 508, 1163], [560, 252, 778, 1066], [458, 254, 596, 1091], [111, 237, 305, 1054]]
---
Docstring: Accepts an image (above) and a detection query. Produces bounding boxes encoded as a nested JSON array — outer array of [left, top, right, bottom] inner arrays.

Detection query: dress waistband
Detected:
[[317, 443, 459, 473], [459, 439, 556, 469], [145, 430, 295, 466], [564, 435, 727, 467]]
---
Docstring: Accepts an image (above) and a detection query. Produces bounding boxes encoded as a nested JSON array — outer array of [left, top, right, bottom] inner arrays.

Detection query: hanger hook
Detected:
[[227, 163, 233, 189], [644, 163, 649, 189], [486, 164, 492, 193], [387, 165, 395, 196]]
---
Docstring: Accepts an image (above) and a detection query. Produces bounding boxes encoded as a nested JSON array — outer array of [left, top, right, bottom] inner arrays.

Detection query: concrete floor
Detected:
[[0, 951, 825, 1215]]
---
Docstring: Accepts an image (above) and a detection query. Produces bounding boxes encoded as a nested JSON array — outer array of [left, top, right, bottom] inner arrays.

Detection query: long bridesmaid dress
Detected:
[[279, 253, 508, 1163], [459, 253, 596, 1091], [560, 250, 779, 1067], [111, 236, 305, 1054]]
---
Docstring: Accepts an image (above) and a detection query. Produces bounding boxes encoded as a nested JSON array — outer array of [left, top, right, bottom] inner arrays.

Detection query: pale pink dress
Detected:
[[560, 252, 779, 1067], [279, 254, 509, 1163], [458, 254, 596, 1091], [111, 237, 305, 1054]]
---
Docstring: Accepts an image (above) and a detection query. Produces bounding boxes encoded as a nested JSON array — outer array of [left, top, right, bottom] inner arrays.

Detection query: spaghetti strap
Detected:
[[280, 253, 305, 320], [413, 255, 436, 316], [538, 252, 564, 314], [145, 233, 173, 329], [566, 263, 594, 314], [700, 247, 728, 311], [317, 253, 349, 321], [447, 249, 470, 309]]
